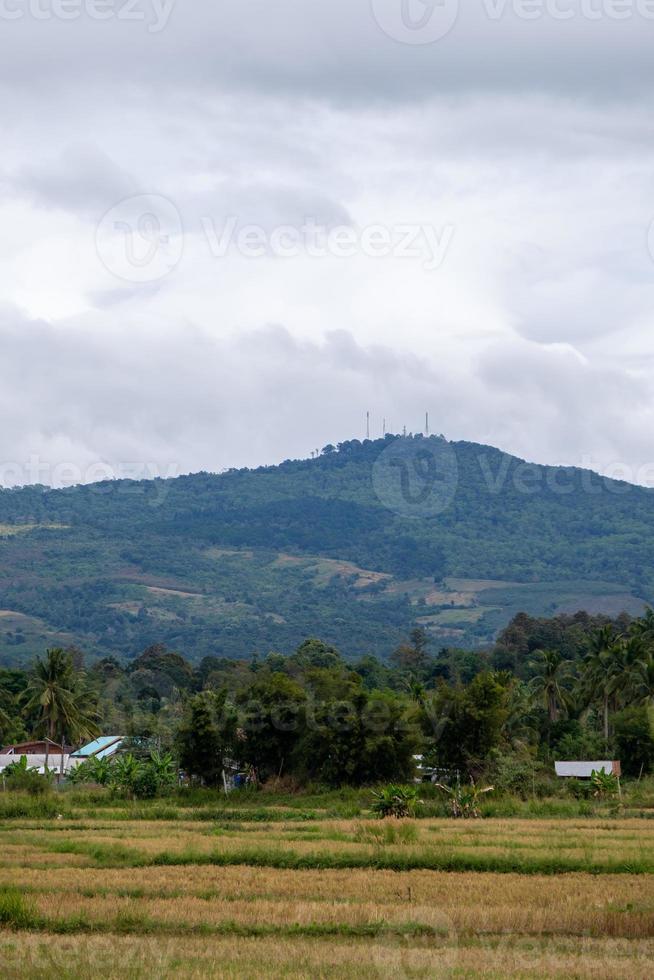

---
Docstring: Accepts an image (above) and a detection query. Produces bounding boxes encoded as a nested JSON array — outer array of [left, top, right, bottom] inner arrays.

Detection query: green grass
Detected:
[[40, 839, 654, 876], [1, 783, 646, 826], [0, 889, 40, 930], [0, 796, 71, 820]]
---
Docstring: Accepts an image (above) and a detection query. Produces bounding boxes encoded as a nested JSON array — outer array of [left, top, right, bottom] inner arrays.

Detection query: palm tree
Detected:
[[23, 649, 73, 772], [0, 702, 12, 738], [57, 685, 100, 780], [631, 651, 654, 707], [405, 678, 427, 705], [609, 636, 646, 707], [624, 611, 654, 709], [529, 650, 571, 741], [23, 649, 99, 777], [583, 627, 623, 750], [502, 678, 540, 751], [630, 607, 654, 641]]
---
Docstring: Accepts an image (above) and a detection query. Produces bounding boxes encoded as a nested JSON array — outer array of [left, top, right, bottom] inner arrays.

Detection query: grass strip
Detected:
[[0, 888, 445, 939], [0, 894, 649, 945], [42, 841, 654, 875]]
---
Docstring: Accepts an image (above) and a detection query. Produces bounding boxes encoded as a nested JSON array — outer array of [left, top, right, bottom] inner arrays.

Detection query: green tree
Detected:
[[0, 702, 12, 741], [529, 649, 572, 745], [177, 690, 236, 787], [390, 628, 430, 677], [583, 628, 623, 749], [614, 706, 654, 777], [630, 607, 654, 642], [632, 653, 654, 707], [424, 673, 509, 774], [23, 649, 98, 775], [297, 690, 420, 787], [237, 674, 306, 781]]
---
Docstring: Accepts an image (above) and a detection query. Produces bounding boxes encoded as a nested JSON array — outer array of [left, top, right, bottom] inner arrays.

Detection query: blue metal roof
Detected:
[[73, 736, 124, 759]]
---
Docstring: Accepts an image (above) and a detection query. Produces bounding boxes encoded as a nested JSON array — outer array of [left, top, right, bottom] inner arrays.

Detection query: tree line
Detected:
[[2, 610, 654, 791]]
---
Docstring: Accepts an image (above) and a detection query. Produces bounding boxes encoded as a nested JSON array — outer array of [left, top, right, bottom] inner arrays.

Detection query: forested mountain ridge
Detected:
[[0, 435, 652, 664]]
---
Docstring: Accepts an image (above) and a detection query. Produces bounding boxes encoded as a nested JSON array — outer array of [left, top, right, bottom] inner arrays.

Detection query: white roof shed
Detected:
[[555, 761, 621, 778]]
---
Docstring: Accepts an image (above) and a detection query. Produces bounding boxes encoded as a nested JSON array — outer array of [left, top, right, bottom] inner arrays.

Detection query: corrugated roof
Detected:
[[72, 736, 124, 759], [555, 761, 618, 777]]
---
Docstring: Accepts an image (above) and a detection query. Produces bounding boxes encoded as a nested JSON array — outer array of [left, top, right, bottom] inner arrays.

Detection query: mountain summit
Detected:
[[0, 436, 651, 663]]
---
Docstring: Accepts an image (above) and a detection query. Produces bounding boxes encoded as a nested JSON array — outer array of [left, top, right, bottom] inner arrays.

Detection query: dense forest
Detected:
[[3, 610, 654, 794], [0, 436, 652, 664]]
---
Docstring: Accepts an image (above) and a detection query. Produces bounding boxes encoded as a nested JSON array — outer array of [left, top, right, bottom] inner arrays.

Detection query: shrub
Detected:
[[3, 755, 52, 796], [0, 888, 39, 929], [132, 766, 160, 800], [261, 775, 302, 795], [565, 778, 593, 800], [488, 753, 542, 799], [0, 794, 65, 819]]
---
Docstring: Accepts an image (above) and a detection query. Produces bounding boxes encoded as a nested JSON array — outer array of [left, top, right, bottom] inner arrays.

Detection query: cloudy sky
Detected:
[[1, 0, 654, 487]]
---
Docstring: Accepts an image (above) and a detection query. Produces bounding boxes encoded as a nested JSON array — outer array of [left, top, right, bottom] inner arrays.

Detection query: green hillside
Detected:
[[0, 435, 651, 664]]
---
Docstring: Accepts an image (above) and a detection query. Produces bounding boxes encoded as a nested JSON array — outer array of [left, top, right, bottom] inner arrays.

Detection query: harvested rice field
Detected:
[[1, 810, 654, 977]]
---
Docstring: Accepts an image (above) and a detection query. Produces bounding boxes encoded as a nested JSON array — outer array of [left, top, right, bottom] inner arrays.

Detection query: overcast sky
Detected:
[[1, 0, 654, 487]]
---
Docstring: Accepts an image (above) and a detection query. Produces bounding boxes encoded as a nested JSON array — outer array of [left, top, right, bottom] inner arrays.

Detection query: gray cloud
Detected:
[[0, 2, 653, 101], [0, 4, 652, 487], [12, 143, 138, 216], [0, 306, 652, 489]]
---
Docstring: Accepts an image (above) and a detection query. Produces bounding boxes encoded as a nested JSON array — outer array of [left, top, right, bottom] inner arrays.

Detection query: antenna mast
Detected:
[[366, 411, 370, 440], [425, 412, 430, 437]]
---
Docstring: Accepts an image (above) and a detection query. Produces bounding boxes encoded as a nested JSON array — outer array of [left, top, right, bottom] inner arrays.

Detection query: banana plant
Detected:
[[434, 779, 494, 819], [371, 785, 423, 819], [149, 750, 176, 788], [110, 753, 143, 797]]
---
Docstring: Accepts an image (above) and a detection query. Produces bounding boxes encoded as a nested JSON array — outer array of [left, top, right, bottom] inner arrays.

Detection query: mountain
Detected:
[[0, 435, 652, 665]]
